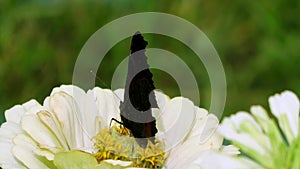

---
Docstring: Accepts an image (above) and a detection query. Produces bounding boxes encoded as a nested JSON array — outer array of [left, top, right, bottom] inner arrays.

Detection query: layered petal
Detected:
[[92, 87, 121, 128], [0, 100, 40, 169], [200, 152, 263, 169], [217, 90, 300, 169], [0, 85, 229, 169], [162, 99, 225, 169], [5, 100, 40, 124], [48, 91, 85, 150], [218, 112, 270, 155], [0, 122, 23, 169], [191, 107, 219, 144], [12, 134, 56, 169], [269, 91, 299, 143], [157, 97, 195, 151]]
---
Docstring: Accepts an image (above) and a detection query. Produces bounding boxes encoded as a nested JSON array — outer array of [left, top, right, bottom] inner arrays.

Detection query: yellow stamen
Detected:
[[93, 125, 165, 168]]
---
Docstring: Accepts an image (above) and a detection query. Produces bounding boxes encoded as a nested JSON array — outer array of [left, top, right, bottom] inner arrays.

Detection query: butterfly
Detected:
[[118, 31, 158, 148]]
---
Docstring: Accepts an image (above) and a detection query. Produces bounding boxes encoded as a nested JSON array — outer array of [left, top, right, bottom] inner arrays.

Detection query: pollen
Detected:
[[93, 125, 165, 168]]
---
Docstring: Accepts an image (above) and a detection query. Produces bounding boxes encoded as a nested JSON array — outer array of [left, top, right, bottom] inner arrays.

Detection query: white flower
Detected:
[[0, 85, 234, 169], [114, 89, 238, 169], [0, 85, 120, 169], [269, 91, 299, 143], [211, 90, 300, 169]]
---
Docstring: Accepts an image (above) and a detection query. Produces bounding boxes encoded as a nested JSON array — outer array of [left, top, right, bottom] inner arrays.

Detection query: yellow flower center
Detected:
[[93, 125, 165, 168]]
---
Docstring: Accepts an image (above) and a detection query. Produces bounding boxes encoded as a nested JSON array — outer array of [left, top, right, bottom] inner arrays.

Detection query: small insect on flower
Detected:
[[93, 31, 165, 168], [0, 31, 234, 169], [118, 31, 158, 148]]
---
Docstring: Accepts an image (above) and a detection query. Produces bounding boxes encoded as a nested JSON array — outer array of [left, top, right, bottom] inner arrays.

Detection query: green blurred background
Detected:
[[1, 0, 300, 124]]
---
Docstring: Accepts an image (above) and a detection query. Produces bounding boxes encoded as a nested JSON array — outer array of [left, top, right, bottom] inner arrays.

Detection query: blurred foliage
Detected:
[[1, 0, 300, 124]]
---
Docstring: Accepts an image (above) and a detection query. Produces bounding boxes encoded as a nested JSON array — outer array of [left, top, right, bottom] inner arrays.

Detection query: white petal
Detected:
[[44, 94, 94, 151], [184, 163, 202, 169], [157, 97, 195, 151], [49, 87, 101, 152], [205, 131, 223, 149], [37, 110, 69, 151], [0, 139, 22, 169], [187, 107, 220, 144], [22, 100, 41, 111], [218, 113, 267, 155], [0, 139, 19, 168], [24, 105, 47, 115], [92, 87, 121, 128], [199, 114, 220, 144], [250, 106, 269, 120], [113, 88, 124, 102], [13, 134, 55, 161], [153, 90, 170, 109], [152, 108, 165, 133], [13, 134, 52, 168], [166, 131, 222, 169], [165, 136, 207, 169], [269, 90, 299, 137], [49, 91, 84, 150], [50, 85, 86, 103], [103, 160, 132, 167], [4, 100, 40, 124], [200, 151, 263, 169], [77, 89, 101, 149], [188, 107, 208, 138], [221, 145, 240, 155], [151, 90, 170, 133], [50, 85, 87, 123], [0, 163, 25, 169], [0, 122, 23, 168], [12, 145, 51, 169], [21, 114, 62, 152], [43, 96, 54, 113], [0, 122, 22, 138], [230, 112, 262, 132]]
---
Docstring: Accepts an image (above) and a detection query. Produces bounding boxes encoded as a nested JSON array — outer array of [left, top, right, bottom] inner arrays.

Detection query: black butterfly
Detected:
[[118, 31, 158, 148]]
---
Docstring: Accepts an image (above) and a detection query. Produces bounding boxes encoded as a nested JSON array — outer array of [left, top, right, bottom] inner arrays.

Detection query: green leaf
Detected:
[[54, 150, 98, 169]]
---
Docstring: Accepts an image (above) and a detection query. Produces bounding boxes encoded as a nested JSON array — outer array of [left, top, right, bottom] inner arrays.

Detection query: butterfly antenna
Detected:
[[90, 70, 110, 88]]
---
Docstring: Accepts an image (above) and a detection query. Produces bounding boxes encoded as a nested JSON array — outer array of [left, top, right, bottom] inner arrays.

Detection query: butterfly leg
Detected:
[[109, 118, 124, 127]]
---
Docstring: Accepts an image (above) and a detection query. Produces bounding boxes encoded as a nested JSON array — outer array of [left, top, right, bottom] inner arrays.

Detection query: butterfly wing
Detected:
[[120, 32, 158, 147]]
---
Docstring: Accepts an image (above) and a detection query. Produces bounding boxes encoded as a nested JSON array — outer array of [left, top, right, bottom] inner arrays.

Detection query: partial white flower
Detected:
[[200, 151, 263, 169], [212, 90, 300, 169], [115, 89, 236, 169], [269, 91, 299, 143], [0, 85, 233, 169], [0, 85, 120, 169], [0, 100, 39, 169]]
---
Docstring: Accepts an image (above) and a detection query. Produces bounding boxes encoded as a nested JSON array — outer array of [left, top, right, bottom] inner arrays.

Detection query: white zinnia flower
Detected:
[[209, 90, 300, 169], [0, 85, 235, 169]]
